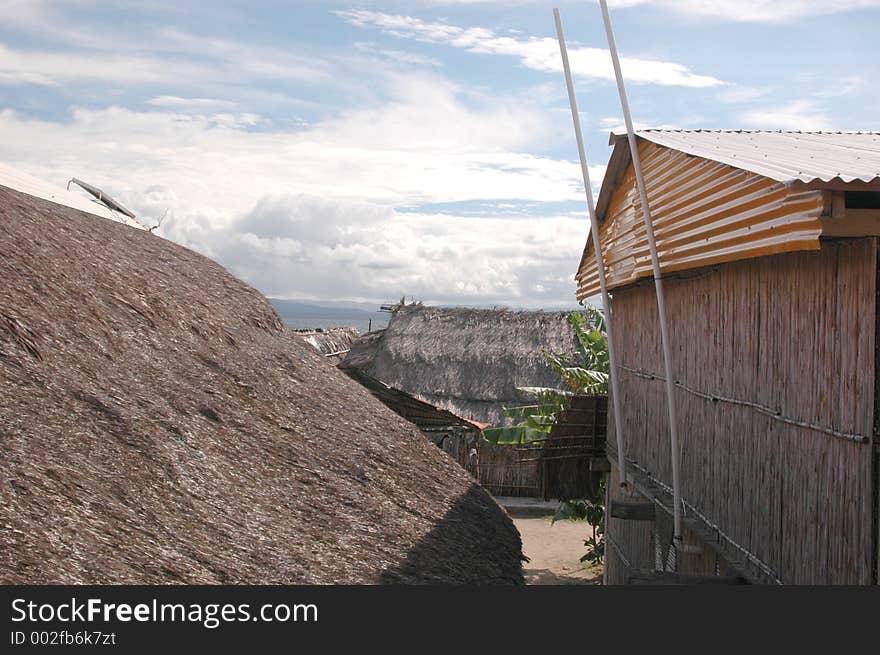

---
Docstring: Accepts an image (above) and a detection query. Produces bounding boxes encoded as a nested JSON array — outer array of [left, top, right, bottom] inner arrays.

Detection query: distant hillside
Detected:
[[269, 298, 383, 320]]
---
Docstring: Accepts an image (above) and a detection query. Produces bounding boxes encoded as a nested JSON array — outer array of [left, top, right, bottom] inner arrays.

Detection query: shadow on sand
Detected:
[[379, 484, 525, 585]]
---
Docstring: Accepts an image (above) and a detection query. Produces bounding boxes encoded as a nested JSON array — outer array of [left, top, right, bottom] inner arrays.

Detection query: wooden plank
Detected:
[[822, 189, 833, 217], [832, 190, 846, 219], [846, 208, 880, 220], [609, 501, 656, 521], [821, 215, 880, 237]]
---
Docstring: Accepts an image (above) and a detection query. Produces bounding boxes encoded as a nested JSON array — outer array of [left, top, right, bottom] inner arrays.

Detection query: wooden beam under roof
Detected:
[[819, 189, 880, 236]]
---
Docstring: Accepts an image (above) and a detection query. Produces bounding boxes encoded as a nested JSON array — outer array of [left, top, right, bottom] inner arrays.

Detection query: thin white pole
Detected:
[[598, 0, 683, 547], [552, 8, 628, 489]]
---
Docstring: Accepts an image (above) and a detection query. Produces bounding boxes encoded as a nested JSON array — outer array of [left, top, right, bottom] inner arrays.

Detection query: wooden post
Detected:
[[553, 7, 630, 487], [599, 0, 684, 548]]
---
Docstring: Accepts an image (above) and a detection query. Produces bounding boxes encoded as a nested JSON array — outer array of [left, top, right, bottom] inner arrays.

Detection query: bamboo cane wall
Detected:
[[606, 237, 877, 584], [605, 463, 654, 584], [576, 140, 825, 299], [437, 431, 544, 497], [604, 461, 739, 584]]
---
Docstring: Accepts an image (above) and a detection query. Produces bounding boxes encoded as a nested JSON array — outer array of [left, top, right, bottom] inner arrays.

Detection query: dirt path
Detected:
[[497, 497, 602, 585]]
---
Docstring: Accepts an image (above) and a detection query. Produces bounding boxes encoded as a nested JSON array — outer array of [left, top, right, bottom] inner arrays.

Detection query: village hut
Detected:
[[576, 130, 880, 584], [339, 305, 584, 497], [0, 177, 523, 584], [340, 305, 581, 426]]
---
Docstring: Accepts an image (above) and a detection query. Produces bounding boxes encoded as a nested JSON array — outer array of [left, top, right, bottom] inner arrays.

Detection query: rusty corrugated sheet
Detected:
[[577, 138, 825, 298]]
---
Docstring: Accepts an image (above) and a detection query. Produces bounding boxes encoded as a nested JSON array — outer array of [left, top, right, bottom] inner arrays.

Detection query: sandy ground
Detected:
[[497, 497, 603, 585]]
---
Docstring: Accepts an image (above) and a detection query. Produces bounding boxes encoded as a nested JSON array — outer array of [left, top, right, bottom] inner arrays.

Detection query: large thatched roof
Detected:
[[0, 184, 522, 584], [340, 305, 579, 426]]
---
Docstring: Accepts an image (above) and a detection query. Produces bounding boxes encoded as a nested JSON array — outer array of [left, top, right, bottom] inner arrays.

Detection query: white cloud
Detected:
[[717, 85, 773, 104], [812, 75, 865, 99], [740, 100, 833, 130], [187, 194, 587, 306], [0, 43, 216, 87], [418, 0, 880, 22], [630, 1, 880, 22], [335, 10, 724, 88], [0, 76, 581, 207], [146, 96, 239, 110], [0, 37, 328, 90], [353, 41, 443, 67], [597, 116, 681, 133], [0, 74, 593, 305]]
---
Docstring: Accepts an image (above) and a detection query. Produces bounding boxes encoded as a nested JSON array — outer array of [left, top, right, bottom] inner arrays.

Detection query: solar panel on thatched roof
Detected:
[[67, 177, 137, 219], [0, 162, 145, 229]]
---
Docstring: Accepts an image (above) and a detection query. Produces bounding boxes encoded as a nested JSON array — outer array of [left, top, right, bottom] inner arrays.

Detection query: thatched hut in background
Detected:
[[0, 176, 523, 584], [340, 305, 582, 497], [340, 305, 580, 426], [577, 130, 880, 584]]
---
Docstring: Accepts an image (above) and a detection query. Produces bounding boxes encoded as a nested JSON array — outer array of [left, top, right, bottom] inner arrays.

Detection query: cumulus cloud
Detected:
[[740, 100, 833, 130], [0, 22, 330, 89], [0, 75, 582, 207], [335, 10, 725, 88], [418, 0, 880, 22], [146, 96, 239, 110], [0, 73, 593, 306], [624, 0, 880, 22], [182, 194, 587, 306]]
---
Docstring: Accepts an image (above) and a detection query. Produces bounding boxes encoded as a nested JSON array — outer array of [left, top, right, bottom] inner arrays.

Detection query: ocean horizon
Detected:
[[279, 316, 388, 333]]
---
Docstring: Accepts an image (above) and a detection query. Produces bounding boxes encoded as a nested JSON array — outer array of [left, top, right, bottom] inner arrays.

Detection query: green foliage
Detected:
[[542, 308, 610, 395], [481, 302, 611, 445], [482, 301, 612, 566], [551, 477, 606, 566], [482, 390, 568, 445]]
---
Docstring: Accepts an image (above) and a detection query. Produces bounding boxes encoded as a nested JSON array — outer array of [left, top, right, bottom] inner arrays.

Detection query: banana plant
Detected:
[[482, 304, 610, 445]]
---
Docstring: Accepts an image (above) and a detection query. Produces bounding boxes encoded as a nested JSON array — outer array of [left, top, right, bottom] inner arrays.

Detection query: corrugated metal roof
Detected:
[[0, 162, 146, 230], [617, 130, 880, 184], [578, 137, 828, 298]]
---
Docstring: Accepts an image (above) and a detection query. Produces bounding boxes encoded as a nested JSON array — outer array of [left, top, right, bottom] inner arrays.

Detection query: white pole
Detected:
[[598, 0, 683, 548], [552, 8, 628, 489]]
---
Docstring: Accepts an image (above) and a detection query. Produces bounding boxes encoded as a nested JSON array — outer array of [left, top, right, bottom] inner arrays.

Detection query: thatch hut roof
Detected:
[[340, 305, 579, 426], [0, 184, 523, 584]]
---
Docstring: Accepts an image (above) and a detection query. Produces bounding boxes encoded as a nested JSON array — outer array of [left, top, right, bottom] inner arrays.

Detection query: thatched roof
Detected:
[[294, 327, 359, 362], [0, 185, 523, 584], [340, 305, 579, 426]]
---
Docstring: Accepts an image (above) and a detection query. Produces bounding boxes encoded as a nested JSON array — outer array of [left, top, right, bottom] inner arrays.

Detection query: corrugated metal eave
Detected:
[[577, 139, 826, 299], [629, 130, 880, 185]]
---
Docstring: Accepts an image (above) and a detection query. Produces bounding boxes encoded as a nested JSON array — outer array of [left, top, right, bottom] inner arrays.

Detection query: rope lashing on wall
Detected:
[[624, 458, 784, 584], [605, 531, 633, 571], [617, 363, 870, 445]]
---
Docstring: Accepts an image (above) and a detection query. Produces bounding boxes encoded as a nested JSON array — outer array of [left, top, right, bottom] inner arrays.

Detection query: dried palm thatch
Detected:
[[340, 305, 580, 426], [294, 327, 359, 362], [0, 185, 523, 584]]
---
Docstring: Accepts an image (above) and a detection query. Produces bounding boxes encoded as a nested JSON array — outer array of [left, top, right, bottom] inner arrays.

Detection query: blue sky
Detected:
[[1, 1, 877, 308]]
